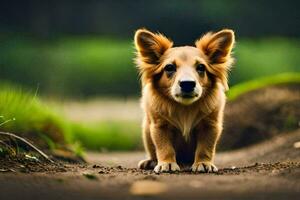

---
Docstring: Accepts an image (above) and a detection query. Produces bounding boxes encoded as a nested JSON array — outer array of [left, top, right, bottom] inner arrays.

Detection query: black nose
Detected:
[[179, 80, 196, 93]]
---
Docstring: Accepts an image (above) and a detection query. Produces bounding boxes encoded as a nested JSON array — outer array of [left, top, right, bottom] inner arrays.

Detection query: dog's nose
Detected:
[[179, 80, 196, 93]]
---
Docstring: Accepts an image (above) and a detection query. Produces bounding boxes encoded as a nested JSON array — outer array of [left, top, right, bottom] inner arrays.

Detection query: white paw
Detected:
[[154, 162, 180, 173], [138, 159, 156, 170], [191, 162, 218, 173]]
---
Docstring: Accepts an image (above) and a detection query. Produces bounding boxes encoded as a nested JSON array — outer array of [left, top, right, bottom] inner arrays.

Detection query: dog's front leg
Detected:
[[192, 112, 222, 173], [150, 123, 180, 173]]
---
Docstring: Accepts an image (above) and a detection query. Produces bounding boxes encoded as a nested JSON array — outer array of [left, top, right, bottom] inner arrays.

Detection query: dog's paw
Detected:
[[191, 162, 218, 173], [154, 162, 180, 173], [138, 159, 157, 170]]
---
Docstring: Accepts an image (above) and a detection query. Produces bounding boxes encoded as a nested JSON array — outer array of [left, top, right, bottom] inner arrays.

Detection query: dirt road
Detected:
[[0, 130, 299, 200]]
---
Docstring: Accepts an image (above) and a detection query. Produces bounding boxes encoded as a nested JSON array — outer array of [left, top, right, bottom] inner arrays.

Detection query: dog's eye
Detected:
[[196, 64, 206, 73], [164, 64, 176, 73]]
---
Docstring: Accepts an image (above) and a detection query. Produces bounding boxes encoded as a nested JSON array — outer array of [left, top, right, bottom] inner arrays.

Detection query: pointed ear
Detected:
[[196, 29, 235, 64], [134, 29, 173, 65]]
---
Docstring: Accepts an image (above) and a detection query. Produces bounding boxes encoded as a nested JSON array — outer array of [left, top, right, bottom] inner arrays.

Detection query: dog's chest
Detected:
[[165, 108, 202, 140]]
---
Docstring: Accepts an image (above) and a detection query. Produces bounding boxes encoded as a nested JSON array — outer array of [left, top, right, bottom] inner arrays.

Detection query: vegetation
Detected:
[[227, 72, 300, 100], [1, 36, 299, 97], [0, 36, 137, 97], [71, 121, 140, 151], [0, 84, 69, 149], [0, 84, 140, 152]]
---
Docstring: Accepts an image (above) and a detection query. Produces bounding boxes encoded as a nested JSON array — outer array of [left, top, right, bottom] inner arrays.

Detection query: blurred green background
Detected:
[[0, 0, 299, 153], [1, 0, 299, 98]]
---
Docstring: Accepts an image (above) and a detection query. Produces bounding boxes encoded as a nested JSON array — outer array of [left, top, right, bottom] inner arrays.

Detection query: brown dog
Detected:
[[134, 28, 235, 173]]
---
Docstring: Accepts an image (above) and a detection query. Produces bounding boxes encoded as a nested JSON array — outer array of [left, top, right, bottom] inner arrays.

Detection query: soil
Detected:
[[1, 129, 299, 200], [221, 84, 300, 150]]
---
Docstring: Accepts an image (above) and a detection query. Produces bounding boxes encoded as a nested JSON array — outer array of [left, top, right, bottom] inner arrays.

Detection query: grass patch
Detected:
[[0, 84, 70, 149], [227, 72, 300, 100], [0, 83, 141, 152], [70, 121, 141, 151]]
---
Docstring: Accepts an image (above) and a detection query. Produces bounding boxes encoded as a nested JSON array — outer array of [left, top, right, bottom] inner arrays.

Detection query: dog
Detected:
[[134, 28, 235, 173]]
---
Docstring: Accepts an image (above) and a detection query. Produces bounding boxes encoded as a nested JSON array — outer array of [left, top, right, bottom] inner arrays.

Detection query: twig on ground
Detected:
[[0, 132, 54, 163]]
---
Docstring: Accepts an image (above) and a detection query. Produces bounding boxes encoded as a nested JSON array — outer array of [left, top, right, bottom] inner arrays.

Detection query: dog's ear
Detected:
[[134, 29, 173, 65], [196, 29, 235, 90], [196, 29, 235, 64]]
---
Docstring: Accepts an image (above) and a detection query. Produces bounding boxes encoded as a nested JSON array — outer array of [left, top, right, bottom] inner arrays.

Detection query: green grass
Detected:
[[1, 36, 299, 97], [0, 84, 141, 151], [0, 84, 70, 149], [227, 72, 300, 100], [231, 38, 300, 85], [71, 121, 141, 151]]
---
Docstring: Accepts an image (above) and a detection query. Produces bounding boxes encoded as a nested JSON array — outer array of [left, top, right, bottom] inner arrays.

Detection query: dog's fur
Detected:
[[134, 28, 235, 173]]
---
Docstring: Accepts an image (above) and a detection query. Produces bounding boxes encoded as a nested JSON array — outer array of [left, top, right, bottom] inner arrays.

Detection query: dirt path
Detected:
[[1, 130, 300, 200]]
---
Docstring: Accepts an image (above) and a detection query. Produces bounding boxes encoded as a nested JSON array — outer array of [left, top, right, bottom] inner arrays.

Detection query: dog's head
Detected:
[[134, 29, 235, 105]]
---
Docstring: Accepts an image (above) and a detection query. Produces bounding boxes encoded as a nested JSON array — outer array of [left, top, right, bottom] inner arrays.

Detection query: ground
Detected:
[[1, 130, 299, 200]]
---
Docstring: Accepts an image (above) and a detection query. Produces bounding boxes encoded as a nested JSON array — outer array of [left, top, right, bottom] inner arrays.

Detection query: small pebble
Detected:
[[293, 141, 300, 149], [130, 180, 168, 196]]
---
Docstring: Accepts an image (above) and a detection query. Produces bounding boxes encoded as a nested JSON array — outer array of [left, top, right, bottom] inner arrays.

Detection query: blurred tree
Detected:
[[0, 0, 299, 41]]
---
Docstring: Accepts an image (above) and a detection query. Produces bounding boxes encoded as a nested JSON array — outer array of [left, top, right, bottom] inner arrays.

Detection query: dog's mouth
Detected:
[[172, 91, 201, 105], [175, 92, 198, 99]]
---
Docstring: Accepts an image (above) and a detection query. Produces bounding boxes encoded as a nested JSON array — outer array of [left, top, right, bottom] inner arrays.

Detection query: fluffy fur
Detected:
[[134, 28, 235, 173]]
